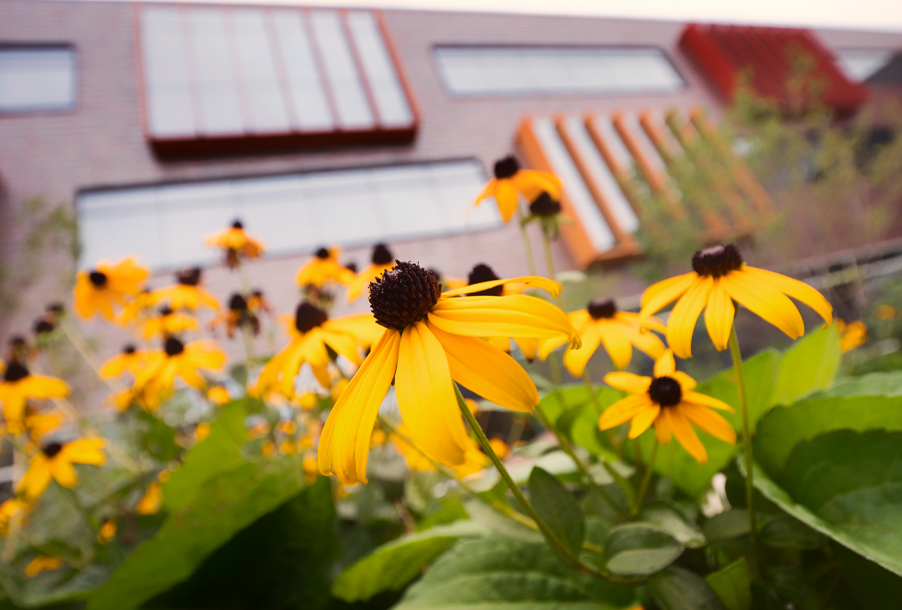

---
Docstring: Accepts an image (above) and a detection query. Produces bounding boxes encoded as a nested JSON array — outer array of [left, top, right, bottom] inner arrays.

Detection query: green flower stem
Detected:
[[515, 208, 537, 276], [59, 318, 122, 391], [729, 325, 760, 573], [584, 371, 623, 458], [540, 227, 557, 282], [632, 437, 658, 517]]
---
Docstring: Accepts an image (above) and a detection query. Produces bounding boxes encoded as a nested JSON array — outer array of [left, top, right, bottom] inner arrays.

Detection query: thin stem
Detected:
[[632, 438, 658, 516], [729, 325, 760, 572], [516, 208, 537, 276], [59, 319, 120, 390], [584, 371, 622, 458], [540, 227, 557, 282]]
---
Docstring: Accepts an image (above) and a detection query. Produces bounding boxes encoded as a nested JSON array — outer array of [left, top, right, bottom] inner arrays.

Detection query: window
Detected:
[[835, 49, 896, 82], [77, 160, 499, 270], [139, 5, 416, 156], [434, 46, 684, 97], [0, 46, 76, 112]]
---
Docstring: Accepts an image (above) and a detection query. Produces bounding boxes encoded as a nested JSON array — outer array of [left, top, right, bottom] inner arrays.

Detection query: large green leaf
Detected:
[[705, 558, 750, 610], [636, 502, 706, 548], [86, 457, 305, 610], [394, 535, 636, 609], [649, 566, 724, 610], [332, 521, 488, 602], [771, 324, 841, 407], [529, 467, 585, 556], [822, 371, 902, 398], [603, 523, 683, 577]]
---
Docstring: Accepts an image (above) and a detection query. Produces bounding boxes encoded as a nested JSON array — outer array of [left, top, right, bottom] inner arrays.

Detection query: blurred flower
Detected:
[[206, 386, 231, 405], [319, 262, 577, 485], [33, 304, 64, 338], [540, 299, 667, 375], [117, 288, 155, 326], [151, 268, 219, 312], [261, 440, 276, 457], [347, 244, 396, 302], [474, 156, 562, 222], [132, 338, 226, 409], [25, 556, 63, 577], [17, 438, 106, 500], [6, 337, 34, 364], [0, 362, 68, 432], [205, 220, 264, 268], [73, 258, 149, 320], [97, 519, 117, 544], [296, 247, 354, 288], [465, 398, 479, 415], [370, 427, 387, 447], [639, 245, 833, 358], [0, 499, 29, 535], [297, 392, 318, 410], [279, 439, 298, 454], [331, 378, 349, 401], [16, 408, 62, 446], [429, 268, 467, 291], [209, 294, 260, 338], [246, 290, 271, 315], [489, 438, 510, 460], [302, 456, 319, 484], [875, 304, 897, 321], [600, 351, 735, 464], [194, 423, 211, 442], [100, 344, 163, 379], [276, 420, 297, 435], [136, 481, 162, 515], [137, 306, 198, 340], [837, 320, 868, 352]]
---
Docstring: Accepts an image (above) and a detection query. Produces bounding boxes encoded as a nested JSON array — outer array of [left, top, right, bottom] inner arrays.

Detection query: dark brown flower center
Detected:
[[123, 344, 136, 355], [164, 337, 185, 357], [89, 271, 108, 287], [467, 264, 503, 297], [34, 320, 54, 334], [345, 263, 358, 274], [159, 306, 173, 317], [47, 303, 64, 315], [587, 299, 617, 319], [529, 192, 561, 217], [42, 442, 63, 458], [3, 362, 29, 383], [231, 220, 244, 229], [691, 244, 744, 278], [372, 244, 394, 266], [494, 156, 520, 179], [229, 294, 248, 311], [315, 247, 330, 259], [177, 267, 202, 286], [370, 262, 442, 331], [295, 302, 328, 333], [648, 376, 682, 408]]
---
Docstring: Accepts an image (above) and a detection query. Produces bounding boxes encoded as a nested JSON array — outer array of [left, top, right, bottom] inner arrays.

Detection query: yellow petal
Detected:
[[18, 376, 69, 399], [538, 335, 570, 361], [666, 276, 713, 359], [604, 372, 652, 394], [320, 330, 363, 365], [512, 169, 563, 200], [494, 180, 520, 222], [628, 404, 660, 439], [598, 394, 654, 430], [742, 267, 833, 326], [429, 322, 538, 413], [18, 456, 52, 499], [618, 322, 667, 361], [639, 273, 697, 318], [474, 179, 498, 207], [683, 391, 734, 413], [563, 323, 603, 377], [319, 330, 400, 484], [721, 270, 804, 340], [655, 408, 673, 445], [597, 321, 633, 370], [680, 403, 737, 444], [668, 408, 708, 464], [60, 438, 106, 465], [513, 337, 537, 362], [704, 280, 734, 351], [653, 349, 676, 377], [50, 458, 78, 488], [441, 276, 562, 298], [672, 371, 697, 393]]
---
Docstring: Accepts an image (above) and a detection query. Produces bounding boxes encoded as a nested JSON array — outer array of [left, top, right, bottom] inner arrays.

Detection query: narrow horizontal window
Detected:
[[0, 46, 76, 112], [835, 49, 895, 82]]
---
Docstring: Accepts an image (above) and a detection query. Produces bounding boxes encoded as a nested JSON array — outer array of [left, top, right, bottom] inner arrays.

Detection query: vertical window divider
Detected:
[[132, 3, 152, 142]]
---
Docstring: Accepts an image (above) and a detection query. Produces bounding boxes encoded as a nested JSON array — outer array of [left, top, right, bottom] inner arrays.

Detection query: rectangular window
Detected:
[[138, 5, 417, 156], [77, 160, 499, 270], [835, 49, 895, 82], [434, 46, 684, 97], [0, 46, 76, 112]]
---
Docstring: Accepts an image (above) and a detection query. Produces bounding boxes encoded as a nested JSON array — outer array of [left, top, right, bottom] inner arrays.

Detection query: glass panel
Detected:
[[532, 117, 615, 251], [372, 166, 447, 236], [434, 48, 491, 95], [346, 11, 412, 127], [140, 6, 195, 137], [234, 176, 319, 253], [187, 7, 244, 135], [590, 114, 633, 171], [271, 9, 334, 131], [231, 8, 290, 133], [158, 181, 237, 267], [835, 49, 894, 81], [0, 48, 75, 112], [78, 189, 163, 269], [310, 10, 374, 129]]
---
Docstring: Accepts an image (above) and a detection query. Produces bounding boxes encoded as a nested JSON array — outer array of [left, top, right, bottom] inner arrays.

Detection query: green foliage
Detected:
[[528, 467, 585, 556], [602, 523, 683, 577], [649, 566, 725, 610], [705, 558, 751, 610]]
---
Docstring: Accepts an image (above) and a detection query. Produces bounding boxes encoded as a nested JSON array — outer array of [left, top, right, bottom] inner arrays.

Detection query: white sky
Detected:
[[113, 0, 902, 32]]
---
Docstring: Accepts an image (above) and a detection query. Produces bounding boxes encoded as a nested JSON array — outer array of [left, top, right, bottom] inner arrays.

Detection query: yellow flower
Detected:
[[17, 438, 106, 499], [0, 362, 68, 431], [599, 351, 735, 464], [194, 422, 211, 442], [296, 247, 354, 288], [97, 519, 117, 544], [430, 268, 467, 291], [391, 423, 490, 477], [297, 392, 318, 410], [132, 338, 226, 409], [0, 499, 28, 535], [489, 438, 510, 460], [474, 156, 562, 223], [25, 556, 63, 577], [206, 386, 231, 405], [837, 320, 868, 352], [248, 420, 271, 440], [208, 294, 259, 338], [99, 345, 164, 379], [302, 456, 319, 484], [279, 439, 298, 454], [136, 481, 162, 515], [276, 420, 297, 435], [117, 288, 155, 326], [136, 307, 198, 340], [541, 299, 667, 375], [347, 244, 396, 302], [73, 257, 150, 320], [254, 303, 376, 398], [639, 245, 833, 358], [331, 378, 349, 401], [18, 409, 62, 446], [875, 304, 897, 321], [261, 440, 276, 457], [205, 220, 264, 268], [151, 268, 219, 312], [319, 262, 578, 484]]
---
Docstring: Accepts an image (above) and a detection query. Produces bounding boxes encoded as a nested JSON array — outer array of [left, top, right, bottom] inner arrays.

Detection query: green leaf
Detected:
[[759, 515, 827, 549], [636, 502, 706, 548], [529, 467, 586, 556], [834, 543, 902, 608], [705, 558, 750, 610], [463, 499, 543, 544], [702, 510, 750, 542], [603, 523, 684, 577], [394, 535, 637, 610], [87, 457, 305, 610], [771, 324, 841, 407], [537, 385, 593, 427], [822, 371, 902, 397], [332, 521, 488, 602], [649, 566, 725, 610]]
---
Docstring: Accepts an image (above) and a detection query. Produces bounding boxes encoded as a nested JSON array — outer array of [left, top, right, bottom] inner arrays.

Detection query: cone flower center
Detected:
[[691, 244, 743, 278], [369, 261, 441, 331], [648, 376, 682, 408], [587, 298, 617, 319]]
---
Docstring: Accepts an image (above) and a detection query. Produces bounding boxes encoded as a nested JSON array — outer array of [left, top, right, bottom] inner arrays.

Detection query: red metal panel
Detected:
[[713, 25, 783, 100], [678, 23, 740, 102]]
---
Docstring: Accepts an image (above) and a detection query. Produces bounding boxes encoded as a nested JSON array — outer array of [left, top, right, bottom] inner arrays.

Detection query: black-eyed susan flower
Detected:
[[205, 220, 264, 268], [6, 337, 33, 364], [474, 156, 562, 223], [15, 408, 62, 447], [639, 244, 833, 359], [0, 362, 68, 430], [296, 247, 354, 288], [0, 499, 28, 535], [208, 294, 259, 338], [599, 351, 735, 464], [17, 438, 106, 499], [99, 344, 163, 380], [837, 320, 868, 352], [25, 556, 63, 577], [33, 304, 64, 339], [247, 290, 271, 315], [137, 306, 198, 340], [117, 288, 155, 326], [318, 262, 579, 484], [540, 299, 667, 375], [206, 385, 231, 405], [136, 481, 162, 515], [524, 191, 567, 239], [97, 519, 117, 544], [73, 258, 149, 320], [132, 338, 226, 408], [151, 268, 219, 312], [254, 302, 375, 397], [347, 244, 396, 302]]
